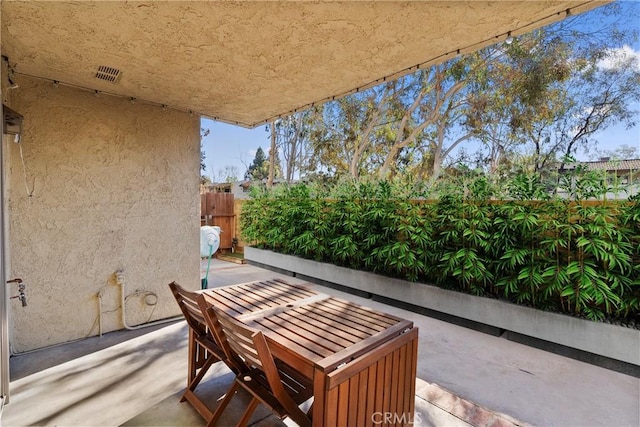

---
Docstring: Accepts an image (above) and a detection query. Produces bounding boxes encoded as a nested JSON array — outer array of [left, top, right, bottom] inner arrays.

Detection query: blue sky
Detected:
[[201, 2, 640, 180], [201, 120, 269, 181]]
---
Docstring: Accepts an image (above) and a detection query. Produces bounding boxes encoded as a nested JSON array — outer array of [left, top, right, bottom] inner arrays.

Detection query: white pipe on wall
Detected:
[[1, 106, 11, 404], [115, 270, 181, 330], [97, 289, 104, 337]]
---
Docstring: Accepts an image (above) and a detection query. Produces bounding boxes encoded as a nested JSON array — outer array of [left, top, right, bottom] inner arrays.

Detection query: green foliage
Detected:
[[200, 128, 210, 173], [297, 4, 640, 183], [245, 147, 270, 180], [241, 174, 639, 323]]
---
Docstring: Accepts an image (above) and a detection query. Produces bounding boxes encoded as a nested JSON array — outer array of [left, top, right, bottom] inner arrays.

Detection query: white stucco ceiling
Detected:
[[1, 1, 608, 127]]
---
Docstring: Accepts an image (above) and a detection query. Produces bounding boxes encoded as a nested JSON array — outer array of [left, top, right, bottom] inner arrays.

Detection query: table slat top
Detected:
[[203, 279, 413, 373], [205, 279, 317, 316]]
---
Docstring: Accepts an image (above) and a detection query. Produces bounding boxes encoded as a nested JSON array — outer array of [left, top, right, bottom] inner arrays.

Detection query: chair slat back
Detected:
[[196, 293, 244, 374], [213, 307, 263, 369], [168, 281, 207, 336], [200, 293, 312, 427]]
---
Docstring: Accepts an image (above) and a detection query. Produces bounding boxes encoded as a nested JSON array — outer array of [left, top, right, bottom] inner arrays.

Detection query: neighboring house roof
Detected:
[[562, 159, 640, 172], [209, 182, 232, 190], [202, 181, 255, 199], [1, 1, 606, 127]]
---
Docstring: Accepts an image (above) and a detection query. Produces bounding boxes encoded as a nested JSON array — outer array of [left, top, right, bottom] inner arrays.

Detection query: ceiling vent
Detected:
[[95, 65, 121, 83]]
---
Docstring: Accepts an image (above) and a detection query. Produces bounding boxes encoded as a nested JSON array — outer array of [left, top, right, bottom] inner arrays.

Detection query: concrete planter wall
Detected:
[[245, 247, 640, 368]]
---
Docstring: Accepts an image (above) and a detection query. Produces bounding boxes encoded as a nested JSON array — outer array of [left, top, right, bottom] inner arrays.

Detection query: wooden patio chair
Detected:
[[168, 281, 232, 422], [196, 294, 313, 427]]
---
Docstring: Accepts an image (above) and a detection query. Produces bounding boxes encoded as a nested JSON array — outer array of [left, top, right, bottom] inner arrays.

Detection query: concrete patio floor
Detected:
[[3, 259, 638, 426]]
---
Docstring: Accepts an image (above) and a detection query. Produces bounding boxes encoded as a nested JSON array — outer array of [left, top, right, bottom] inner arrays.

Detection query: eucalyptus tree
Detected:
[[306, 83, 401, 178], [301, 2, 639, 182], [503, 34, 640, 173], [471, 2, 640, 175], [306, 39, 562, 182], [462, 31, 573, 176], [306, 56, 494, 181], [272, 111, 315, 182], [390, 55, 495, 183]]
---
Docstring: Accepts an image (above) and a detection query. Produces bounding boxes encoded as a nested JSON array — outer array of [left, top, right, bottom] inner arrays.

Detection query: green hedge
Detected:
[[241, 178, 640, 323]]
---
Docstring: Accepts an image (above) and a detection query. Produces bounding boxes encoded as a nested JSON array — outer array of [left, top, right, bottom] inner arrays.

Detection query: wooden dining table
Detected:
[[201, 278, 419, 427]]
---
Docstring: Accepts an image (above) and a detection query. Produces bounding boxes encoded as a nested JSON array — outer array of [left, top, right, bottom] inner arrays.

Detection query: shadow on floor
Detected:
[[3, 259, 635, 427]]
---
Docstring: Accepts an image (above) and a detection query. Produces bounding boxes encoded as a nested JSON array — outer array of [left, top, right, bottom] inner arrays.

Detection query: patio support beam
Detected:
[[0, 105, 10, 405]]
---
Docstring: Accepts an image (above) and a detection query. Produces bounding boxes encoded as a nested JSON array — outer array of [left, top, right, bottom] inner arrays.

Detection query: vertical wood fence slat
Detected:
[[200, 192, 236, 250]]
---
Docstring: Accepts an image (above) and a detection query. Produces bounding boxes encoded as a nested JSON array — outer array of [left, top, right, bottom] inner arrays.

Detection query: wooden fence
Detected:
[[201, 192, 235, 251]]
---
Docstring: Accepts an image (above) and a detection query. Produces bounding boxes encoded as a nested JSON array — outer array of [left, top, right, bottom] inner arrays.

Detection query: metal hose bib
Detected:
[[7, 278, 26, 307]]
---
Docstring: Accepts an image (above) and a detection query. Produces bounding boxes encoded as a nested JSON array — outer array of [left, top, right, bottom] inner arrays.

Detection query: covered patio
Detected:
[[1, 1, 623, 424], [3, 259, 637, 426]]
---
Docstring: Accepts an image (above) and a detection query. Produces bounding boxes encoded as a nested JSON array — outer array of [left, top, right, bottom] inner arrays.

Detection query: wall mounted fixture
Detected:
[[505, 32, 514, 45], [2, 105, 22, 136]]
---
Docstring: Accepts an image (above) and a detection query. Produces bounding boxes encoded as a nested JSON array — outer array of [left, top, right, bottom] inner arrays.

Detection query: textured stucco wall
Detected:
[[4, 76, 200, 352]]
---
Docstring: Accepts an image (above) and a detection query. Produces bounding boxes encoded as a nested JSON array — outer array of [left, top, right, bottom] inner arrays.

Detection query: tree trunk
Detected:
[[267, 120, 276, 188]]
